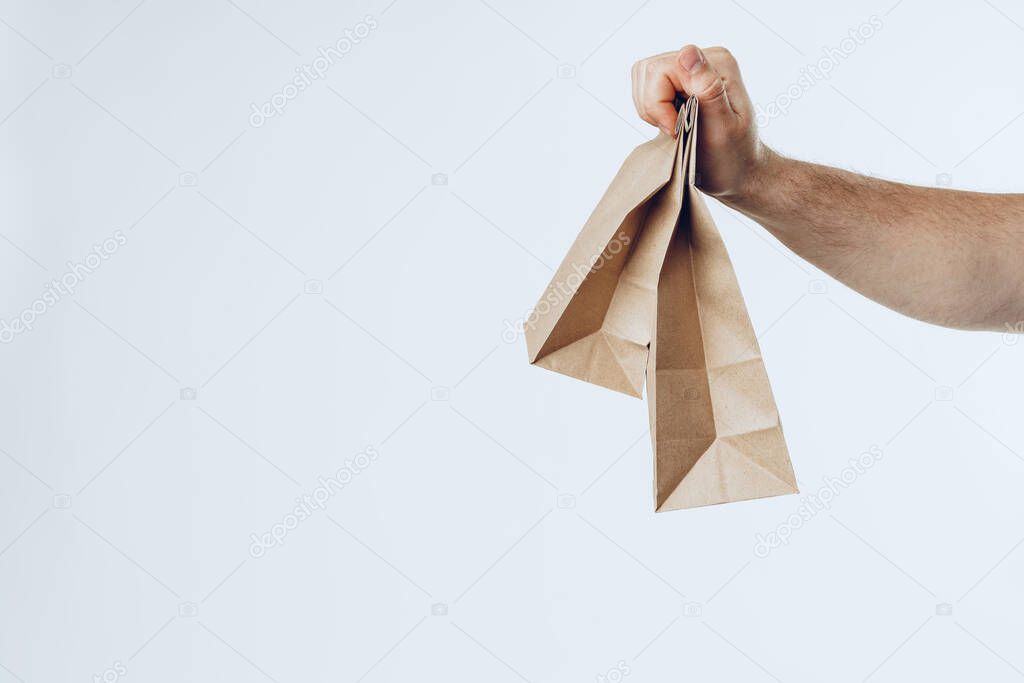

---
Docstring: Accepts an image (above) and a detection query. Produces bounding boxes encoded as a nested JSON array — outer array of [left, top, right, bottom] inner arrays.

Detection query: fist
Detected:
[[632, 45, 767, 202]]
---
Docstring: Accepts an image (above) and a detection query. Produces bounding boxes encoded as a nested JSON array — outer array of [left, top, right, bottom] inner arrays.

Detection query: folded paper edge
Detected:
[[524, 134, 678, 366]]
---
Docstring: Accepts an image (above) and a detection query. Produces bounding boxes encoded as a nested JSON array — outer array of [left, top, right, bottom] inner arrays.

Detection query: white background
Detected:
[[2, 0, 1024, 681]]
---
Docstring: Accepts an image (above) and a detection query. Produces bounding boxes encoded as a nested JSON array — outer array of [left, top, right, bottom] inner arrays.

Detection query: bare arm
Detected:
[[632, 45, 1024, 331], [735, 153, 1024, 329]]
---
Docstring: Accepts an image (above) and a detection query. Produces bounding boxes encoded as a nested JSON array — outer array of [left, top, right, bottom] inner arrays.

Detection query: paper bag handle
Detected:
[[673, 94, 697, 136], [674, 95, 699, 187]]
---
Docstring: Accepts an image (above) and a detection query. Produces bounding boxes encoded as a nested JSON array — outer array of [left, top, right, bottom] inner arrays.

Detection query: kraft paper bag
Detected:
[[526, 96, 798, 511]]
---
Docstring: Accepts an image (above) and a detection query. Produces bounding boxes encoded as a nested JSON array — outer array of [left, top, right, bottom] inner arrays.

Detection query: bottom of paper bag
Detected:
[[654, 428, 799, 512]]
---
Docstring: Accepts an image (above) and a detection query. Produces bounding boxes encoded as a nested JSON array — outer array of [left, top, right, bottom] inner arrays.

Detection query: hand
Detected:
[[631, 45, 771, 203]]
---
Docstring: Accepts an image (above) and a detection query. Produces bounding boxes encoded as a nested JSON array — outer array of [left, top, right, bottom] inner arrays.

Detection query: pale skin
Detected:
[[632, 45, 1024, 331]]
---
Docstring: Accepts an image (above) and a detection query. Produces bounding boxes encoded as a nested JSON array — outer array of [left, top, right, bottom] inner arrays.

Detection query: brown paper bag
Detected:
[[526, 96, 798, 511]]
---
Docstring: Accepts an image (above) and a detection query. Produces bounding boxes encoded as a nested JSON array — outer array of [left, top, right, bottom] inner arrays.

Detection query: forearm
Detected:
[[725, 150, 1024, 330]]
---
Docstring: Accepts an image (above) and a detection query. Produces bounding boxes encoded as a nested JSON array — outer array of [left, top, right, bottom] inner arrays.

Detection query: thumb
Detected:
[[676, 45, 735, 121]]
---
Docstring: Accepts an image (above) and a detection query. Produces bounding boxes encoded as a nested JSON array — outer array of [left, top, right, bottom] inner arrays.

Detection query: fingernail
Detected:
[[678, 46, 703, 73]]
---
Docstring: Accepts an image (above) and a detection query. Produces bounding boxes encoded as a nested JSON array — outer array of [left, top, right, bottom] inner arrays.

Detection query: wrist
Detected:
[[719, 144, 787, 213]]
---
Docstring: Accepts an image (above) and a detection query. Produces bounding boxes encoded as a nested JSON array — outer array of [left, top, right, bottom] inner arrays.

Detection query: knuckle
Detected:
[[705, 46, 738, 68], [696, 74, 729, 102], [698, 76, 728, 102], [706, 46, 733, 59]]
